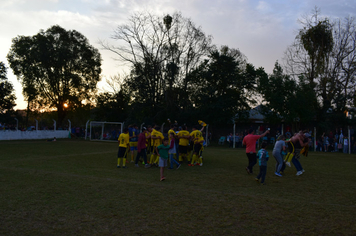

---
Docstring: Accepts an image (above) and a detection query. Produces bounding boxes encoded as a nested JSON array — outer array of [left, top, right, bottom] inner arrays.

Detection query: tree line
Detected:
[[1, 9, 356, 131]]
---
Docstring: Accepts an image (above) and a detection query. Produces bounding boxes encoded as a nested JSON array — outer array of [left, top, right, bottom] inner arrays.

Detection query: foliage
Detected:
[[258, 61, 317, 127], [284, 9, 356, 128], [0, 61, 16, 121], [100, 12, 213, 124], [191, 46, 262, 125], [7, 25, 102, 125]]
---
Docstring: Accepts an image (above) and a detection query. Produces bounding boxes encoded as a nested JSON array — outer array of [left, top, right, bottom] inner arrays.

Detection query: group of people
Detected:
[[117, 123, 205, 181], [243, 128, 310, 185], [319, 128, 354, 153]]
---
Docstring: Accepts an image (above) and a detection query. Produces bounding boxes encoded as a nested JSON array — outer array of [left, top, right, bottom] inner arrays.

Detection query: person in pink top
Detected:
[[242, 128, 270, 174]]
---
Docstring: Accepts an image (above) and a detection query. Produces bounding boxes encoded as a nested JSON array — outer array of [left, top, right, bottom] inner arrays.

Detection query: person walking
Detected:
[[242, 128, 269, 174]]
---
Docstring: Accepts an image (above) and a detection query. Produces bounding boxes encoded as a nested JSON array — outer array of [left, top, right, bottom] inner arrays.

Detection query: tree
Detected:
[[7, 25, 102, 126], [94, 75, 130, 122], [258, 61, 317, 130], [100, 12, 212, 123], [284, 9, 356, 126], [0, 61, 16, 117], [190, 46, 261, 125]]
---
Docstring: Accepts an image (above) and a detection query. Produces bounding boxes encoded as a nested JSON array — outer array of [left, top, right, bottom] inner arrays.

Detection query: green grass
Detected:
[[1, 139, 355, 235]]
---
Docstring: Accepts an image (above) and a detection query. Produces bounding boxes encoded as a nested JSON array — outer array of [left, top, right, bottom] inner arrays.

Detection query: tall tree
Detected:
[[7, 25, 102, 126], [284, 9, 356, 125], [0, 61, 16, 116], [190, 46, 261, 125], [258, 61, 317, 129], [100, 12, 212, 123]]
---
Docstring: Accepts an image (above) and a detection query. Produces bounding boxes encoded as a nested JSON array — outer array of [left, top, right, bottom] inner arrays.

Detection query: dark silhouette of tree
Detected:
[[0, 61, 16, 119], [100, 12, 212, 123], [284, 9, 356, 126], [7, 25, 102, 126], [190, 46, 262, 125]]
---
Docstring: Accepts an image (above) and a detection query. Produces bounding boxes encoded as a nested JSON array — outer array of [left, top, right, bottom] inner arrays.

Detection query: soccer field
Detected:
[[0, 139, 355, 235]]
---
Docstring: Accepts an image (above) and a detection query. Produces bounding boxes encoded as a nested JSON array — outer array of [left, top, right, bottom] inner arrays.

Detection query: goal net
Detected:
[[89, 121, 124, 142]]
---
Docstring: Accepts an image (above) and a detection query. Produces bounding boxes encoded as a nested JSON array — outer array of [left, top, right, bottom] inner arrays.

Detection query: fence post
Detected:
[[53, 120, 56, 131], [314, 127, 316, 152], [206, 124, 209, 147], [14, 118, 18, 131], [35, 119, 38, 131], [348, 126, 351, 154], [233, 123, 236, 148], [85, 120, 90, 140], [68, 119, 71, 132]]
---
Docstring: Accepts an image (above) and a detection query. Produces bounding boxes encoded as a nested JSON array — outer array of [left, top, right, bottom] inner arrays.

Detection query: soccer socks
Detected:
[[149, 154, 156, 164], [123, 158, 126, 167], [117, 158, 122, 167], [285, 153, 294, 163], [191, 154, 197, 165]]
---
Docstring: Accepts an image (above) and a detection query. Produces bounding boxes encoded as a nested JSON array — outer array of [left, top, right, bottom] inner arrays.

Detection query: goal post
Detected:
[[89, 121, 124, 142]]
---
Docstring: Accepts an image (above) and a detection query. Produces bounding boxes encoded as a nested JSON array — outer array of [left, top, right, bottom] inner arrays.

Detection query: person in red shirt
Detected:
[[242, 128, 270, 174], [135, 127, 151, 168]]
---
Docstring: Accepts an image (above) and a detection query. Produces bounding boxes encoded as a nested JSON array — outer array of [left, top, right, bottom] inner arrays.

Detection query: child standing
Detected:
[[156, 138, 170, 181], [255, 142, 269, 185]]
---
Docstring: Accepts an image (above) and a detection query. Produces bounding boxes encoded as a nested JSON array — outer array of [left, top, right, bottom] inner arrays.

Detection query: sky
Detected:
[[1, 0, 355, 110]]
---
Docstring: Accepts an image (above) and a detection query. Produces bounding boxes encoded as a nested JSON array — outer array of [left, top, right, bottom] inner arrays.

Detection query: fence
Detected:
[[0, 119, 71, 141]]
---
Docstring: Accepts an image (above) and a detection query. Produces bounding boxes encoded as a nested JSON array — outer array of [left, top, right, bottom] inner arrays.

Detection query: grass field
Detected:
[[1, 139, 355, 236]]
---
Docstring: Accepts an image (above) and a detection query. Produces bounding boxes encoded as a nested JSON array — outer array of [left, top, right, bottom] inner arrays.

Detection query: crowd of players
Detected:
[[116, 122, 206, 171]]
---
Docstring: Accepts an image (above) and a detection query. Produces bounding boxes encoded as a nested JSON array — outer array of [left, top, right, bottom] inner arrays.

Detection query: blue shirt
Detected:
[[257, 148, 269, 166], [129, 127, 139, 142], [273, 140, 285, 154]]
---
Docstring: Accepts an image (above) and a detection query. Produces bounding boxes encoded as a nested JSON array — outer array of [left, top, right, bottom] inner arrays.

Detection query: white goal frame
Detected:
[[89, 121, 124, 142]]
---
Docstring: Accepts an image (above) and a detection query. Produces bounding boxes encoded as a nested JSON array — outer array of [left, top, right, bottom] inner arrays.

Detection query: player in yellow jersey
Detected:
[[146, 126, 153, 155], [177, 125, 191, 163], [168, 124, 178, 167], [149, 125, 164, 166], [189, 125, 204, 166], [117, 128, 130, 168], [128, 124, 139, 163]]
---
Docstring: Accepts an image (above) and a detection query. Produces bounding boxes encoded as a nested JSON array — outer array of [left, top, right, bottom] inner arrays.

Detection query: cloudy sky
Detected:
[[1, 0, 355, 109]]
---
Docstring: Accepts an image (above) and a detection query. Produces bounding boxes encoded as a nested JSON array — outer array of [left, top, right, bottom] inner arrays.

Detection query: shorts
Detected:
[[159, 157, 168, 167], [118, 147, 127, 158], [130, 146, 137, 151], [179, 145, 188, 154], [129, 142, 137, 147], [194, 143, 202, 153]]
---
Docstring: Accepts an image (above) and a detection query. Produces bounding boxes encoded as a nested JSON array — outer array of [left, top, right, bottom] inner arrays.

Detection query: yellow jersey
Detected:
[[151, 129, 164, 147], [118, 133, 130, 148], [178, 130, 190, 146], [190, 130, 204, 144]]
